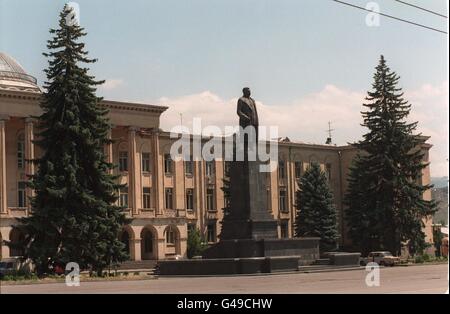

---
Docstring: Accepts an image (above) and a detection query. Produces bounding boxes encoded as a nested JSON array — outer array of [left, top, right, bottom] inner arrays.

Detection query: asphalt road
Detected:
[[1, 263, 448, 294]]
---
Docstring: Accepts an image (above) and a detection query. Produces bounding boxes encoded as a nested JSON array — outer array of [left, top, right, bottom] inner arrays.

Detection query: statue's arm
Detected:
[[237, 100, 250, 121]]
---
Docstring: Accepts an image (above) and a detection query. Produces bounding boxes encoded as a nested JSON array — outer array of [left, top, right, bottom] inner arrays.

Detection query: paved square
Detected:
[[1, 264, 447, 294]]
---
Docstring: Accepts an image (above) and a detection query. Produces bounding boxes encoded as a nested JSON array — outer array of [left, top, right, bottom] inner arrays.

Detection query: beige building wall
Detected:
[[0, 74, 435, 261]]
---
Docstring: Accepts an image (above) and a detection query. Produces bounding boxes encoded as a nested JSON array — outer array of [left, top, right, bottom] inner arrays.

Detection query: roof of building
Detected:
[[0, 52, 40, 92]]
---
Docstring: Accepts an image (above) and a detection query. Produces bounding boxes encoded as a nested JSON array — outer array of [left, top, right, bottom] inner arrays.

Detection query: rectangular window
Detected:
[[119, 187, 128, 207], [164, 154, 172, 175], [185, 160, 194, 175], [326, 163, 332, 181], [165, 188, 173, 209], [207, 222, 216, 243], [186, 188, 194, 210], [224, 193, 230, 209], [279, 189, 287, 212], [166, 227, 175, 245], [295, 161, 302, 179], [224, 161, 231, 177], [280, 220, 289, 238], [143, 187, 151, 209], [206, 161, 215, 177], [142, 153, 151, 173], [17, 139, 25, 169], [119, 151, 128, 172], [278, 160, 286, 180], [18, 181, 26, 207], [187, 223, 196, 234], [206, 188, 215, 211]]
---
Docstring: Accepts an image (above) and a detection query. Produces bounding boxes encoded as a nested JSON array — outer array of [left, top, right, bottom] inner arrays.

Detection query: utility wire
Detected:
[[393, 0, 447, 19], [332, 0, 448, 35]]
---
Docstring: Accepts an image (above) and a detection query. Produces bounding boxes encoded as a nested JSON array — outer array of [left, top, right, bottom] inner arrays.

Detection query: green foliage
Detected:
[[413, 253, 433, 264], [1, 270, 38, 281], [187, 227, 207, 258], [295, 163, 339, 252], [345, 56, 437, 256], [18, 5, 130, 275]]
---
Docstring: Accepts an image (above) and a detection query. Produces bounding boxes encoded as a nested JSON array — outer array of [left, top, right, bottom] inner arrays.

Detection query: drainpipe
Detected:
[[338, 150, 345, 249], [288, 146, 294, 237]]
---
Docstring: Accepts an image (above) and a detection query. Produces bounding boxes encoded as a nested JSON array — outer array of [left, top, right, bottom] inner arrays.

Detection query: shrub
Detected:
[[187, 227, 208, 259]]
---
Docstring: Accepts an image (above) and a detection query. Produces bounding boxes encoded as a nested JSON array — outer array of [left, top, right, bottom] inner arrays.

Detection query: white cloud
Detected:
[[100, 79, 124, 91], [406, 81, 448, 178], [158, 82, 448, 177]]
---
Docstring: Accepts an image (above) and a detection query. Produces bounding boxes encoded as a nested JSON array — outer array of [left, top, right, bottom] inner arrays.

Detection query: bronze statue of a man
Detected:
[[237, 87, 259, 141]]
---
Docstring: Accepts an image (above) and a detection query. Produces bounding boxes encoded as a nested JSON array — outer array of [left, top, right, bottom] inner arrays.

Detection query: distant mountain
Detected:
[[432, 186, 448, 225], [431, 177, 449, 189]]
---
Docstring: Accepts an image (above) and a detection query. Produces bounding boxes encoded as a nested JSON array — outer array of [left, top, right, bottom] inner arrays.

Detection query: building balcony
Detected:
[[164, 208, 186, 218], [7, 207, 28, 218]]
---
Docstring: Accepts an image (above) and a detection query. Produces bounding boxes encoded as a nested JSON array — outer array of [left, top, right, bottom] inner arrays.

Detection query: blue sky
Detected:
[[0, 0, 448, 176]]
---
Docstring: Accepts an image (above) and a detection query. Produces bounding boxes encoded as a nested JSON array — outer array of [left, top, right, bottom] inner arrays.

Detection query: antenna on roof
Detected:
[[325, 121, 334, 145]]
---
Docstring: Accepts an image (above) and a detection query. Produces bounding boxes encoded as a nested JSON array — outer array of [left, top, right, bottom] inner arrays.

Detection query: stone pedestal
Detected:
[[220, 160, 278, 240]]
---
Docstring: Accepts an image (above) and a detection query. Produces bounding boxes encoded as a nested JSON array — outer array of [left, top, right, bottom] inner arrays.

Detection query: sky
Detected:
[[0, 0, 448, 177]]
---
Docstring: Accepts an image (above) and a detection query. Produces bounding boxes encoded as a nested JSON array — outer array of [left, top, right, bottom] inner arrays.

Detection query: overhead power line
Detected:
[[393, 0, 448, 19], [331, 0, 448, 35]]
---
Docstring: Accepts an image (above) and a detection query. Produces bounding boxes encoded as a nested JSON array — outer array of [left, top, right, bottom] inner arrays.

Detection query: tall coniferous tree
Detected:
[[345, 56, 437, 256], [295, 163, 338, 252], [19, 6, 129, 275]]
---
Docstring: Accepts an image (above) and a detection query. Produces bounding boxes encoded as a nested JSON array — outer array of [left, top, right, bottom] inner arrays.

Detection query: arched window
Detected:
[[120, 230, 130, 255], [119, 151, 128, 172], [9, 228, 25, 257], [140, 227, 157, 260], [166, 226, 175, 245], [144, 231, 153, 253], [17, 133, 25, 169]]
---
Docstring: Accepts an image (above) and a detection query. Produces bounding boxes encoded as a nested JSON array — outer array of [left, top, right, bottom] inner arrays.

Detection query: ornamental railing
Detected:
[[0, 70, 37, 85]]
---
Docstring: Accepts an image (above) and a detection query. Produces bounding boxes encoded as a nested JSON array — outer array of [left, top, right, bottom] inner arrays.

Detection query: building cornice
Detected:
[[101, 99, 168, 114], [0, 88, 168, 114]]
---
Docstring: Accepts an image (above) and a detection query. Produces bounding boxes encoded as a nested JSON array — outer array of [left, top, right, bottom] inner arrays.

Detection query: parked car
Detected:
[[360, 251, 400, 266], [0, 257, 33, 278]]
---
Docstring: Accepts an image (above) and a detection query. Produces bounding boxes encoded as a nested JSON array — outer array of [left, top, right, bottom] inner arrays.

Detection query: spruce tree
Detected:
[[19, 5, 129, 275], [295, 163, 338, 252], [345, 55, 437, 256]]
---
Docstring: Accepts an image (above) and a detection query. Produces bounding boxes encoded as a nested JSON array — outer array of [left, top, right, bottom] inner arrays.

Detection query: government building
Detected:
[[0, 52, 434, 261]]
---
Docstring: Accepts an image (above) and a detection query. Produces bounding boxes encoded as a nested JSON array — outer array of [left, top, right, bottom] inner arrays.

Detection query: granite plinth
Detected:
[[220, 160, 278, 240], [157, 238, 321, 275], [157, 256, 308, 276], [203, 238, 320, 259]]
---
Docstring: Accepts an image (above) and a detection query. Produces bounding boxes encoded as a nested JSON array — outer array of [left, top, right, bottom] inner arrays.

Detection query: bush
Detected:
[[187, 227, 208, 259], [0, 270, 38, 281], [414, 255, 424, 264], [414, 253, 434, 264]]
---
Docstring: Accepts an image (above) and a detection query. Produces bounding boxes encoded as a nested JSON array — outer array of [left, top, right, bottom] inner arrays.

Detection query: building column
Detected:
[[0, 117, 8, 214], [157, 238, 165, 260], [0, 228, 10, 259], [25, 118, 35, 204], [130, 238, 142, 261], [128, 127, 141, 215], [152, 130, 163, 215]]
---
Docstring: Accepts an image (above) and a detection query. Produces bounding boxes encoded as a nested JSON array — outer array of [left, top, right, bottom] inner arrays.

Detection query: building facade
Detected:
[[0, 53, 434, 261]]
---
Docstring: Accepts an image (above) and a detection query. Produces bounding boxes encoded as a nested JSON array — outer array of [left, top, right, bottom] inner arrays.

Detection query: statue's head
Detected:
[[242, 87, 251, 98]]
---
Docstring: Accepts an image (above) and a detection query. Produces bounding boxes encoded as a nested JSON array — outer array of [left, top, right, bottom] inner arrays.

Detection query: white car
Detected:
[[360, 251, 400, 266]]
